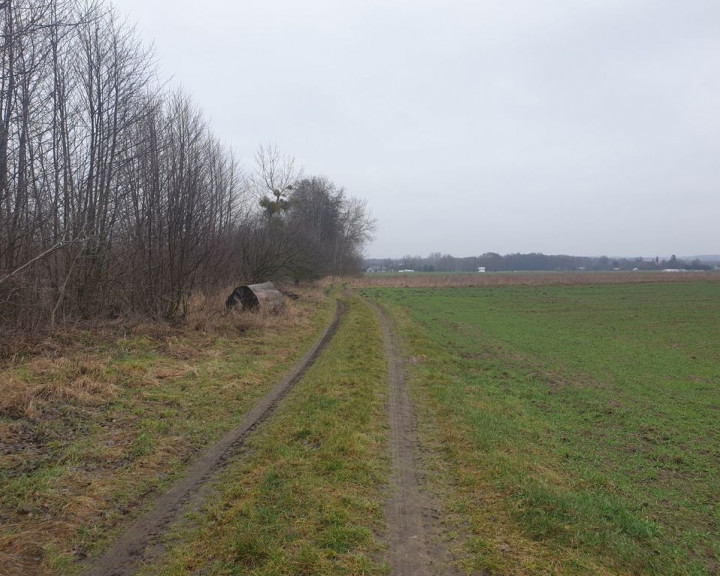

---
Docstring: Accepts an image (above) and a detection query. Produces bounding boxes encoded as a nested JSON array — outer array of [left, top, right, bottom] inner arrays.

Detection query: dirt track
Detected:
[[371, 302, 458, 576], [81, 300, 346, 576]]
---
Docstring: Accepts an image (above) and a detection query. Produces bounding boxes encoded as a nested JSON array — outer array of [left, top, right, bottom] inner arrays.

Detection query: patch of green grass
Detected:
[[365, 282, 720, 576], [138, 297, 390, 576]]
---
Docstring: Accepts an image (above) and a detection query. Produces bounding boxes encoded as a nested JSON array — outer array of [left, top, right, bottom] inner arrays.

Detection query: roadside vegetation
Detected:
[[0, 288, 333, 576], [135, 296, 390, 576], [364, 280, 720, 575]]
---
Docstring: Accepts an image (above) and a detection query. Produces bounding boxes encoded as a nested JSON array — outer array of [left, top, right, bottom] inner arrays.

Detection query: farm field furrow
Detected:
[[364, 281, 720, 576]]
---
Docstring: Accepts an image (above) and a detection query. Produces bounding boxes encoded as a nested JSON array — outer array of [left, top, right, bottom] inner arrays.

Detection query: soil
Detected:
[[370, 302, 460, 576], [80, 300, 346, 576]]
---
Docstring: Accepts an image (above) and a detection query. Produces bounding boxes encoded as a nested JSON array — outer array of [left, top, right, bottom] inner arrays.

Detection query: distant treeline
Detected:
[[0, 1, 373, 334], [368, 253, 715, 273]]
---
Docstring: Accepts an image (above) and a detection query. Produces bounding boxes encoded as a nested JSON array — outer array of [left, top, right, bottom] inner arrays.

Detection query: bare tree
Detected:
[[252, 176, 375, 282], [251, 144, 302, 216], [334, 196, 375, 276]]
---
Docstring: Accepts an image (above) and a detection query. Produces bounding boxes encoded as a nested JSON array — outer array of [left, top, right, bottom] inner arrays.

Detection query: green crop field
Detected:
[[363, 281, 720, 575]]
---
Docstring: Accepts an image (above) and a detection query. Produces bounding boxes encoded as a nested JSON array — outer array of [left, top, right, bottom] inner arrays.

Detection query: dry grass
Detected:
[[342, 270, 720, 289], [0, 358, 119, 419], [0, 284, 324, 420], [0, 283, 331, 576], [0, 283, 307, 362]]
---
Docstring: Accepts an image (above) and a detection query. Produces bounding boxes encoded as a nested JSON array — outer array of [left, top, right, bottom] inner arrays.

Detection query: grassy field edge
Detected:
[[1, 289, 335, 575]]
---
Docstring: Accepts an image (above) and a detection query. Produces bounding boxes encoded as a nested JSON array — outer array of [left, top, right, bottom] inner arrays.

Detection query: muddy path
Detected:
[[81, 300, 346, 576], [370, 301, 459, 576]]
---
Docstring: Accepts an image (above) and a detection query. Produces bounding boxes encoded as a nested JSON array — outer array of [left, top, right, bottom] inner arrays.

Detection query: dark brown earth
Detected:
[[371, 302, 460, 576], [81, 300, 346, 576]]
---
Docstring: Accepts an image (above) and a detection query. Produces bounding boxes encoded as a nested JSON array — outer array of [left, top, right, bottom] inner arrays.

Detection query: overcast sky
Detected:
[[112, 0, 719, 258]]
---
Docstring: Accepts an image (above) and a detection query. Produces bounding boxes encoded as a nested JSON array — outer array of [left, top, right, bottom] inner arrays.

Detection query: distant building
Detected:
[[398, 269, 415, 273], [478, 267, 486, 273]]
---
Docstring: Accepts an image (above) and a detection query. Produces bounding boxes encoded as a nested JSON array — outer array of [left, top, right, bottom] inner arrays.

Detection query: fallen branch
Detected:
[[0, 237, 88, 286]]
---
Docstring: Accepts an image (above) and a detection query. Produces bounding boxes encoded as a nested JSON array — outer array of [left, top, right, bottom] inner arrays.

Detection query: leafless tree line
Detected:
[[237, 154, 373, 285], [0, 1, 373, 338]]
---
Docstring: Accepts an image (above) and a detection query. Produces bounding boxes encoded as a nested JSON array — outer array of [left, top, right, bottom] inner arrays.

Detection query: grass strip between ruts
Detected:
[[138, 296, 390, 576]]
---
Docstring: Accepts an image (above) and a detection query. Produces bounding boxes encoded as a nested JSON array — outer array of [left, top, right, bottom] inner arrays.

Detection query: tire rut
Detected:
[[371, 301, 460, 576], [81, 299, 346, 576]]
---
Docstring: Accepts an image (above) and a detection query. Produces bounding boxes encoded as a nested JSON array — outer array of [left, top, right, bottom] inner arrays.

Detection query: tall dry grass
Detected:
[[0, 359, 118, 419], [0, 283, 323, 419], [0, 282, 327, 576]]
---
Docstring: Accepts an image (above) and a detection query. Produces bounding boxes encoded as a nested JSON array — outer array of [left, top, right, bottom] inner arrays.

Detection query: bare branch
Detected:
[[0, 235, 87, 285]]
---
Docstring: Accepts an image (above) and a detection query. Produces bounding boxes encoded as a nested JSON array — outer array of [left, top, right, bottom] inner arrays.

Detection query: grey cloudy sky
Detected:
[[112, 0, 719, 258]]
